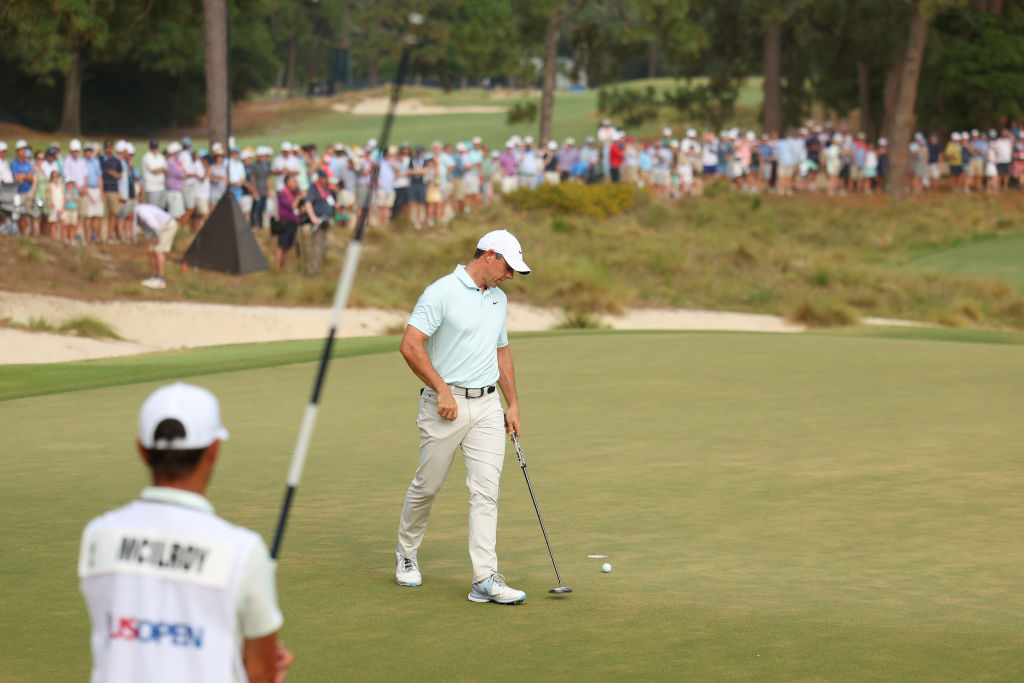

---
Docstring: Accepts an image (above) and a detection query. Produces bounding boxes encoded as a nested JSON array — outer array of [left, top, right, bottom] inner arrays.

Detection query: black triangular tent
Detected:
[[183, 194, 268, 274]]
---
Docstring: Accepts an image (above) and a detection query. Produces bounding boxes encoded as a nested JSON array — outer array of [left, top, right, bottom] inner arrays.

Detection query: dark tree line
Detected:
[[3, 0, 1024, 193]]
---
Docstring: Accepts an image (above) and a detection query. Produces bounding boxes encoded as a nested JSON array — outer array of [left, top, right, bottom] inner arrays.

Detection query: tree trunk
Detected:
[[459, 75, 468, 89], [414, 73, 423, 87], [203, 0, 230, 150], [762, 19, 782, 136], [286, 35, 297, 97], [647, 41, 657, 79], [341, 0, 353, 88], [59, 51, 83, 135], [885, 2, 929, 198], [881, 54, 902, 140], [308, 33, 324, 93], [857, 60, 871, 137], [539, 13, 559, 144], [368, 56, 379, 88]]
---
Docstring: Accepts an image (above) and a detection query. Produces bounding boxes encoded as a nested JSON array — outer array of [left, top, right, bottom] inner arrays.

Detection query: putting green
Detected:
[[2, 332, 1022, 680]]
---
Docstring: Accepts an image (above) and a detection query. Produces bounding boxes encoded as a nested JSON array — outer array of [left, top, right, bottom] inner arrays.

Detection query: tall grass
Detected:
[[58, 315, 123, 340], [11, 189, 1024, 331]]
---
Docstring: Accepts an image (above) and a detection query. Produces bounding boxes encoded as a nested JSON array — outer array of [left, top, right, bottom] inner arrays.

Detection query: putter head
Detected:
[[548, 586, 573, 594]]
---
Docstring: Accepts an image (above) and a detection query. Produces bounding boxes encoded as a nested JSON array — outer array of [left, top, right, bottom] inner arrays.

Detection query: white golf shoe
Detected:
[[468, 573, 526, 604], [395, 549, 421, 587]]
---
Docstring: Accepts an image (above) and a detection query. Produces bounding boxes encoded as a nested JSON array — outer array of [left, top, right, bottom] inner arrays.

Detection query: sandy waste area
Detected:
[[331, 97, 507, 116], [0, 291, 811, 365]]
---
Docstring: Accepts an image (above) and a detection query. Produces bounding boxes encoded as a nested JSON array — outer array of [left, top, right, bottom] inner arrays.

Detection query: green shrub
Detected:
[[505, 182, 644, 219], [787, 300, 860, 327], [556, 309, 607, 330]]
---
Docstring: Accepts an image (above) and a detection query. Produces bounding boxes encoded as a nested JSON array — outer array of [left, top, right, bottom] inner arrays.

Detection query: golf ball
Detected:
[[602, 563, 612, 573]]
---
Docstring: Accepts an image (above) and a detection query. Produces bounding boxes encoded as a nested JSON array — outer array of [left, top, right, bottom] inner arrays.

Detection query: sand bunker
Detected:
[[332, 97, 506, 116], [0, 292, 807, 364]]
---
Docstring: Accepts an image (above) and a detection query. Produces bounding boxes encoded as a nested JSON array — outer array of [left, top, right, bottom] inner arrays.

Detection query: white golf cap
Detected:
[[126, 142, 136, 154], [69, 139, 82, 151], [138, 382, 229, 450], [115, 140, 127, 153], [477, 229, 530, 275], [15, 139, 28, 149], [0, 142, 6, 152], [166, 141, 182, 154]]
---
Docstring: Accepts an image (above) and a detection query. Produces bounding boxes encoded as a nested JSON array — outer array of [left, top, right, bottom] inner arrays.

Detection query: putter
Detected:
[[510, 433, 572, 594], [270, 12, 425, 561]]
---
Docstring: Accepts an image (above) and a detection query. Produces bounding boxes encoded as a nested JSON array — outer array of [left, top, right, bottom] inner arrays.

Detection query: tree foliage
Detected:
[[0, 0, 1022, 137]]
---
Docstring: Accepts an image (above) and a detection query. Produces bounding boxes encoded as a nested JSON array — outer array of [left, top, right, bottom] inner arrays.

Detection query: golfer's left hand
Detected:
[[504, 406, 521, 437]]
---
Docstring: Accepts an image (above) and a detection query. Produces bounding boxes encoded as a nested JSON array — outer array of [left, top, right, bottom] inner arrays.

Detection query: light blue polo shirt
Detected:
[[408, 265, 508, 388]]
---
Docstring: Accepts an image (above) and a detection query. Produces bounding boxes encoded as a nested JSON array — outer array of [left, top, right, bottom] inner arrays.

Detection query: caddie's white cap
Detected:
[[477, 229, 530, 275], [138, 382, 229, 450], [69, 139, 82, 151]]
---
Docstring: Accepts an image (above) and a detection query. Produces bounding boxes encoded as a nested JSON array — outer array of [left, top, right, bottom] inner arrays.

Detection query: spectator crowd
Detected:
[[2, 119, 1023, 281]]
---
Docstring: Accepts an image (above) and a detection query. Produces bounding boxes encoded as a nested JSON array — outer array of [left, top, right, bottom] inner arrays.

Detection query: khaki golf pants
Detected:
[[398, 387, 505, 583]]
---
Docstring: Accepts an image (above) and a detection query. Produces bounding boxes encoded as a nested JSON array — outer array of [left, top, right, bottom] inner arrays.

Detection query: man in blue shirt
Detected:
[[395, 229, 531, 604], [100, 139, 123, 242], [9, 140, 35, 235]]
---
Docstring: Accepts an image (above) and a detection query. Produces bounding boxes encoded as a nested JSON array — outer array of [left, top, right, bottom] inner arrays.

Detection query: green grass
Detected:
[[2, 331, 1023, 680], [0, 336, 399, 402], [908, 231, 1024, 292]]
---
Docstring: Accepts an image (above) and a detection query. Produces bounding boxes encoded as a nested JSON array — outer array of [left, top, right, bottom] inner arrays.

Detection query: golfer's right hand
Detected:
[[275, 640, 294, 683], [437, 388, 458, 421]]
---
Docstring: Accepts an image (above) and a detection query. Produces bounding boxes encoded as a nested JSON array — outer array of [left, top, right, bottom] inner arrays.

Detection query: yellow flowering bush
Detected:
[[505, 182, 646, 218]]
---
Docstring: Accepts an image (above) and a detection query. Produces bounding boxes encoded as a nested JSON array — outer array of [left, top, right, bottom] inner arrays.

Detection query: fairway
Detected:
[[2, 331, 1022, 680], [909, 231, 1024, 293]]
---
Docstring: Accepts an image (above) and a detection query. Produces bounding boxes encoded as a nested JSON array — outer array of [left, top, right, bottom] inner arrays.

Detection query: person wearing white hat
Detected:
[[249, 147, 273, 229], [164, 141, 187, 223], [517, 136, 540, 190], [78, 382, 293, 682], [178, 137, 199, 233], [945, 131, 964, 193], [116, 142, 142, 243], [395, 229, 532, 604], [0, 140, 12, 185], [142, 139, 168, 211]]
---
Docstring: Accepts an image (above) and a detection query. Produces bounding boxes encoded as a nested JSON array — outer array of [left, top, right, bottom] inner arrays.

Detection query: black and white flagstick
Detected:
[[271, 13, 425, 560]]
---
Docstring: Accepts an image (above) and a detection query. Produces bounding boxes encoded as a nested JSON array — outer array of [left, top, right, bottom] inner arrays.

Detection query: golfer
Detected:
[[133, 203, 178, 290], [78, 382, 293, 682], [395, 229, 531, 604]]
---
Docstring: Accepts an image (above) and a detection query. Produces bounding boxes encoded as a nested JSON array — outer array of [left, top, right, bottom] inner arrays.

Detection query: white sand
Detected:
[[0, 291, 807, 365], [331, 97, 506, 116]]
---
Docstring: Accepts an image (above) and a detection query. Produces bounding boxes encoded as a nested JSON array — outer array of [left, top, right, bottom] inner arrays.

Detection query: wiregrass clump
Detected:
[[58, 315, 123, 340]]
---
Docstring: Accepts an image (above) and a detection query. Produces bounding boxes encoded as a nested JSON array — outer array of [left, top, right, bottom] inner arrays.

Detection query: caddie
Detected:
[[78, 382, 293, 682], [395, 229, 531, 604]]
